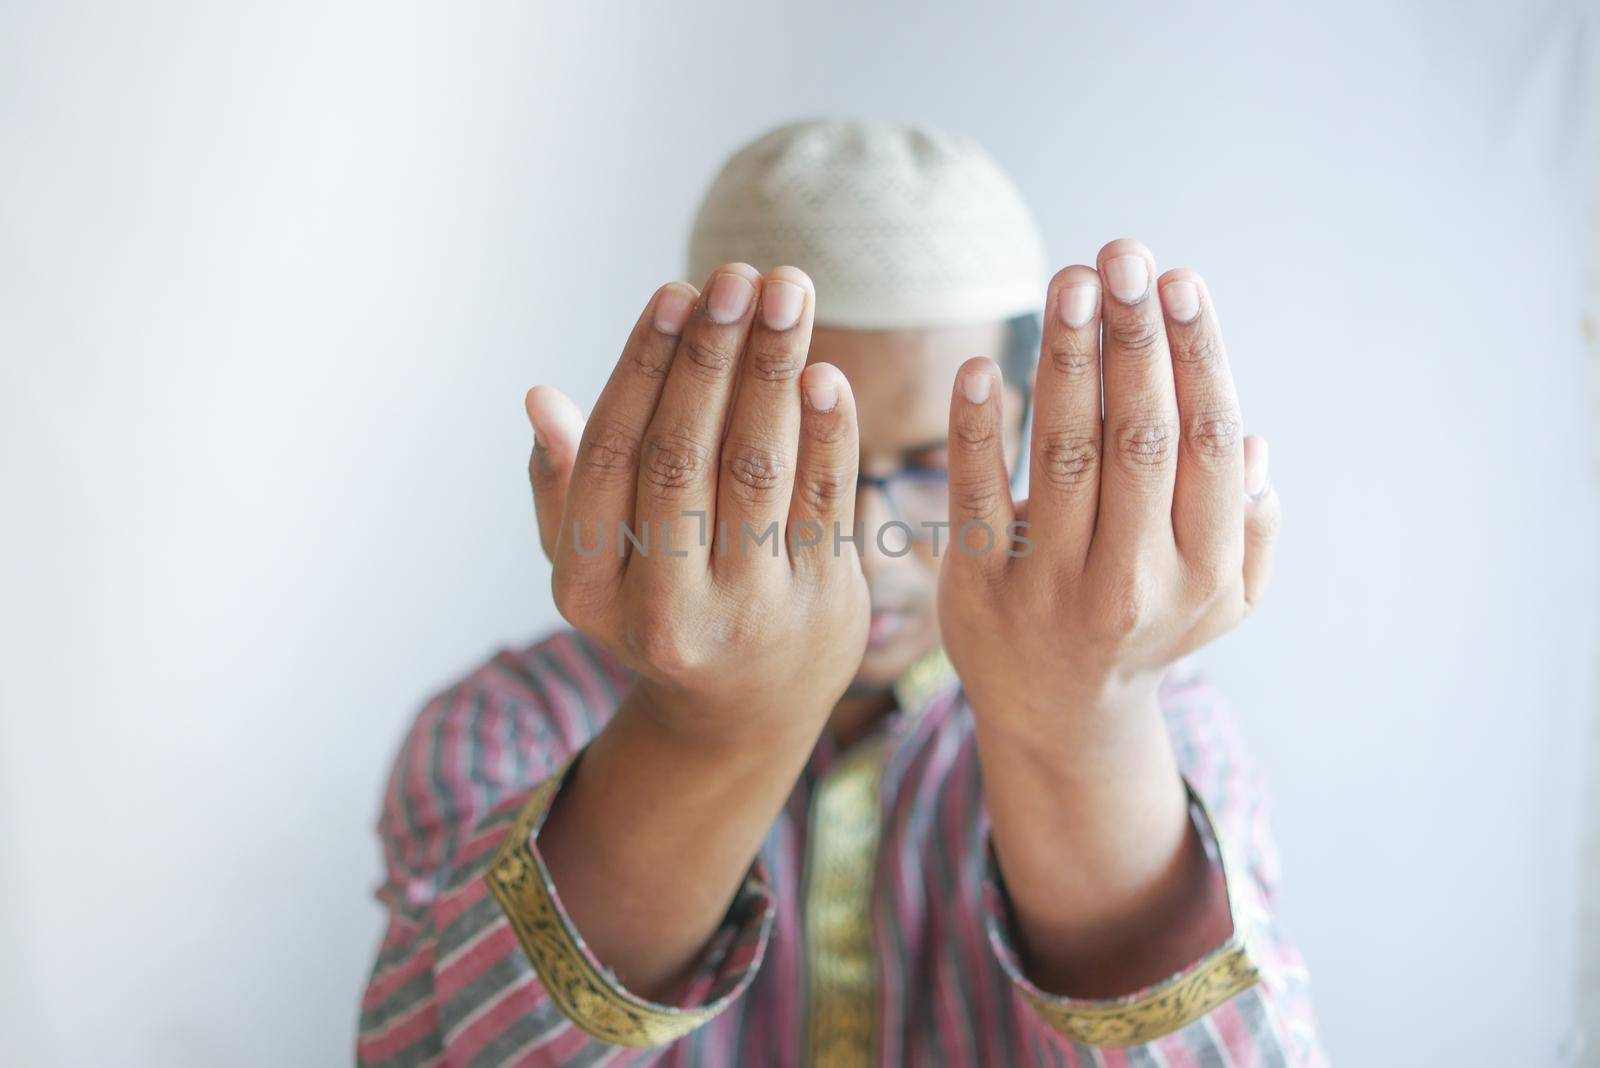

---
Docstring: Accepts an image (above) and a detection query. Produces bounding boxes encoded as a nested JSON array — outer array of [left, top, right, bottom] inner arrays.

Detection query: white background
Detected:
[[2, 3, 1596, 1065]]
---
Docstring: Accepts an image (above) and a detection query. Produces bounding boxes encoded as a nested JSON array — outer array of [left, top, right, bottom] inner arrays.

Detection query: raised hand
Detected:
[[523, 263, 870, 744], [517, 265, 869, 998], [937, 238, 1281, 995], [938, 238, 1279, 729]]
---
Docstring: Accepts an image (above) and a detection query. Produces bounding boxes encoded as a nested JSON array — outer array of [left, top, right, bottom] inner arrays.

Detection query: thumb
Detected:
[[524, 385, 585, 563]]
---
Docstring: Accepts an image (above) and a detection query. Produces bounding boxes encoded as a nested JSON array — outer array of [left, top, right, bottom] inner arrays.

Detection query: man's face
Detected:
[[808, 322, 1026, 693]]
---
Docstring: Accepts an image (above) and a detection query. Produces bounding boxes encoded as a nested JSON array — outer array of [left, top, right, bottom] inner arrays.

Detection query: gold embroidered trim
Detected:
[[484, 758, 723, 1049], [1019, 936, 1260, 1047], [1018, 782, 1263, 1048], [803, 735, 885, 1068]]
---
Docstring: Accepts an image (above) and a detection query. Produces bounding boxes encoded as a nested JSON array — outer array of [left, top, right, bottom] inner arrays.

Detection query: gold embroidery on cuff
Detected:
[[484, 759, 724, 1049], [1018, 937, 1261, 1048], [1018, 781, 1263, 1048], [803, 735, 886, 1068]]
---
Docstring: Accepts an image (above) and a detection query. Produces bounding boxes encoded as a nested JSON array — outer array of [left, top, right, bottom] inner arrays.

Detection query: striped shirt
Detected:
[[358, 629, 1326, 1067]]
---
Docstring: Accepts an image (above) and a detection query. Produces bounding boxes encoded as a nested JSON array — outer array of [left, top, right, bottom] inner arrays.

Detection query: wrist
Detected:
[[971, 679, 1188, 897], [964, 669, 1166, 757], [974, 693, 1205, 996], [548, 680, 826, 894], [973, 697, 1182, 816], [623, 678, 827, 769]]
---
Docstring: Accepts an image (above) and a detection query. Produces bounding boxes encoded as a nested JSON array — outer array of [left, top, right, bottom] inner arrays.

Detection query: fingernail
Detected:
[[1162, 280, 1201, 323], [1058, 285, 1099, 328], [761, 279, 805, 331], [1104, 255, 1150, 304], [962, 372, 994, 405], [653, 285, 695, 335], [1244, 438, 1270, 498], [707, 272, 754, 324], [805, 377, 840, 412]]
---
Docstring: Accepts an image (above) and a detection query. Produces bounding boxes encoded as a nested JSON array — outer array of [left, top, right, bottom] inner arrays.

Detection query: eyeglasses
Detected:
[[856, 469, 950, 541]]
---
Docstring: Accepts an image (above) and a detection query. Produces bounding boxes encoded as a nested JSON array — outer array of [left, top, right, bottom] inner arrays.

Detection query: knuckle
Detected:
[[1036, 430, 1099, 489], [1106, 315, 1165, 357], [641, 429, 710, 495], [722, 440, 788, 504], [1095, 577, 1153, 640], [950, 480, 1000, 518], [627, 339, 673, 380], [1184, 557, 1229, 602], [796, 467, 851, 512], [679, 334, 735, 378], [1045, 332, 1097, 377], [551, 569, 603, 628], [551, 574, 578, 621], [579, 421, 640, 480], [628, 615, 701, 678], [1113, 418, 1176, 469], [1173, 331, 1224, 372], [744, 337, 804, 383], [951, 413, 997, 454], [1187, 408, 1242, 460]]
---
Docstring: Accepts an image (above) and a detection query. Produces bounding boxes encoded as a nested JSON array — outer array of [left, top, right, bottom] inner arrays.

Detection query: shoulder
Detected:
[[410, 629, 631, 740], [381, 629, 632, 826], [435, 628, 629, 711], [375, 629, 632, 903]]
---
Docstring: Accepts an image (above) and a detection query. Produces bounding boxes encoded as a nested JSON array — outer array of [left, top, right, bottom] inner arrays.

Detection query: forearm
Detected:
[[537, 682, 820, 1000], [971, 686, 1232, 998]]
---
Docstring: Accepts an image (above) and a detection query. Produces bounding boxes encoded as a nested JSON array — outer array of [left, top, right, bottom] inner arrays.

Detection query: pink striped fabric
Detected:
[[358, 630, 1328, 1067]]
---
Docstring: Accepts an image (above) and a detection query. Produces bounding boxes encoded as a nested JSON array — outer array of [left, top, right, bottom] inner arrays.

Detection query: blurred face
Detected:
[[809, 322, 1025, 693]]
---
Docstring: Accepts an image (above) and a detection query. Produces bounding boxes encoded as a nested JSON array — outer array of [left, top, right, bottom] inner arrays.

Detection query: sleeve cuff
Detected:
[[484, 752, 776, 1049], [983, 775, 1263, 1048]]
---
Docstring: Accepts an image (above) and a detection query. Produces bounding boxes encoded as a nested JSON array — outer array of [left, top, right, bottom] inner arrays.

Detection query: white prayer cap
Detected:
[[687, 117, 1050, 331]]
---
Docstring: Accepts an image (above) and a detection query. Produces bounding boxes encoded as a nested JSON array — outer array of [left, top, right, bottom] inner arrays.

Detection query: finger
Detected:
[[1027, 265, 1104, 572], [788, 363, 859, 573], [1090, 238, 1180, 572], [1241, 436, 1280, 611], [713, 266, 814, 576], [525, 385, 585, 563], [553, 282, 695, 607], [1158, 269, 1244, 585], [634, 263, 763, 573], [945, 356, 1016, 579]]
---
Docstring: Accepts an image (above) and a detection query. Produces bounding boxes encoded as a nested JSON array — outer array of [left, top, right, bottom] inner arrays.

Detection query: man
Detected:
[[358, 118, 1325, 1066]]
